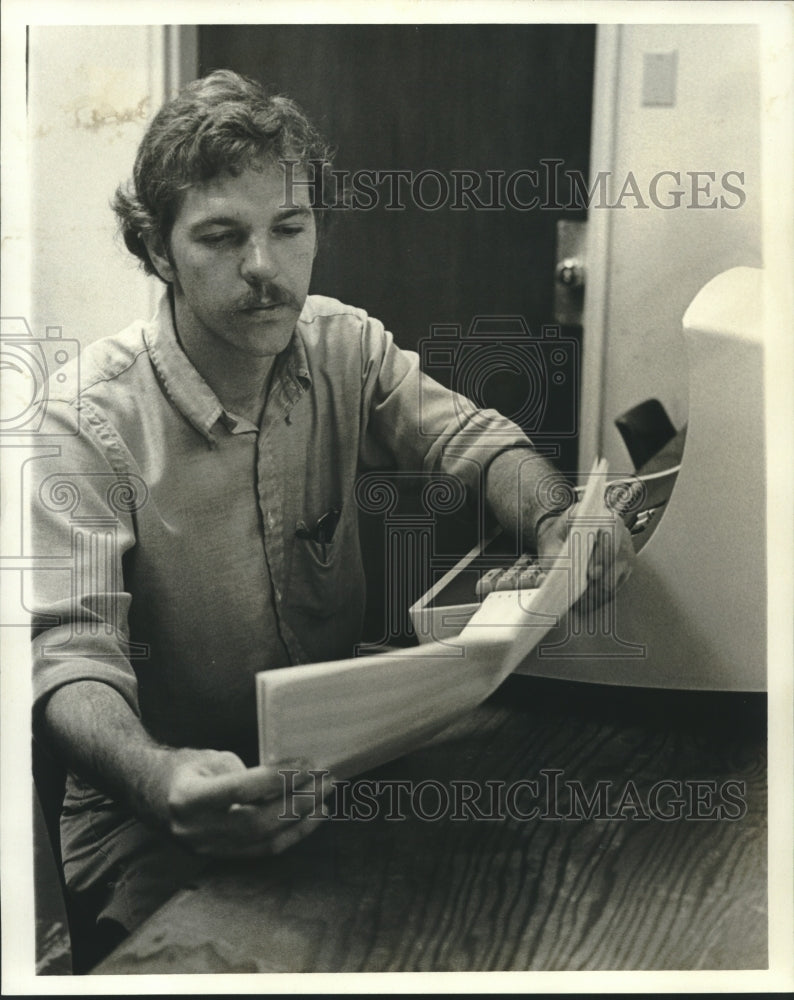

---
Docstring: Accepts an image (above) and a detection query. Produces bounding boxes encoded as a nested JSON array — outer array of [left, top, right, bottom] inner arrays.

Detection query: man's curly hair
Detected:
[[112, 70, 334, 278]]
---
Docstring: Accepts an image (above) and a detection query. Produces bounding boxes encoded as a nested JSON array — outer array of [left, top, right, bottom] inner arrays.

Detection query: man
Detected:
[[31, 70, 633, 961]]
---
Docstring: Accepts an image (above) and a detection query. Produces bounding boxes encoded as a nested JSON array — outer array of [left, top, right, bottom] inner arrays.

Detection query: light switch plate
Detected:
[[642, 51, 678, 107]]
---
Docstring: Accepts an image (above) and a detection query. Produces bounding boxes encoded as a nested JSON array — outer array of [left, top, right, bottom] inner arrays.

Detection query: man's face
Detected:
[[152, 162, 317, 358]]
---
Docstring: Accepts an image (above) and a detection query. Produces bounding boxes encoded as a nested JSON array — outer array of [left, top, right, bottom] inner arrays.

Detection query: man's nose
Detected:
[[241, 239, 277, 284]]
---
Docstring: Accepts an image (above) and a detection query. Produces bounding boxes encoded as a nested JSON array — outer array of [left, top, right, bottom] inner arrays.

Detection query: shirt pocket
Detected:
[[286, 505, 359, 619]]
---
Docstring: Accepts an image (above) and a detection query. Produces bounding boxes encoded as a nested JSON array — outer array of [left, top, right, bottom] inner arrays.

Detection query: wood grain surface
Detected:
[[94, 675, 767, 974]]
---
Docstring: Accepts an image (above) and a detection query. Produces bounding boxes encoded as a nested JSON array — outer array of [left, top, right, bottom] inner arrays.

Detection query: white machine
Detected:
[[411, 267, 767, 692]]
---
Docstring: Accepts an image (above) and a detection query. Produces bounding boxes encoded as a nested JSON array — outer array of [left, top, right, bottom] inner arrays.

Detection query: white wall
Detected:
[[583, 24, 762, 473], [28, 26, 169, 348]]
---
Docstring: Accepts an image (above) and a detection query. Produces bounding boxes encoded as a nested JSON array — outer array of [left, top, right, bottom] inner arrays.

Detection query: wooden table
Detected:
[[94, 675, 767, 974]]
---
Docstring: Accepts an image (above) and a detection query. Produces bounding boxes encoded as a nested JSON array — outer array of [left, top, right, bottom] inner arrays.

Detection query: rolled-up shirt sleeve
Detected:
[[357, 313, 536, 497], [29, 397, 141, 725]]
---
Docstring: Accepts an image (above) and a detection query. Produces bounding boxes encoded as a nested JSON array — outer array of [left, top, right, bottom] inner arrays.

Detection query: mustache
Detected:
[[238, 282, 302, 311]]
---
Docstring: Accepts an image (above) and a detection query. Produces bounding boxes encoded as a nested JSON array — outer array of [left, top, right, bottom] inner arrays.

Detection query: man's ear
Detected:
[[142, 233, 176, 284]]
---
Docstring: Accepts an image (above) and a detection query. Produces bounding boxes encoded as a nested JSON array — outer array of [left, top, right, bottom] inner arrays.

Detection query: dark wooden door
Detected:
[[199, 24, 595, 475]]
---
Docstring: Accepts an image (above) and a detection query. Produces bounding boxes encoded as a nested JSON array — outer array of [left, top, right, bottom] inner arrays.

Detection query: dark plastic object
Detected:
[[614, 398, 677, 471]]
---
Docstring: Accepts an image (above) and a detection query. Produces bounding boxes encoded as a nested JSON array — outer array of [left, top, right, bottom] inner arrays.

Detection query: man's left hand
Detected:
[[535, 506, 635, 607]]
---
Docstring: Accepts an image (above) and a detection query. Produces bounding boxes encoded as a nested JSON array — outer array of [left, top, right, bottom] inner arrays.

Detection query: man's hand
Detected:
[[41, 681, 333, 860], [156, 749, 334, 858], [535, 504, 635, 607], [484, 449, 635, 606]]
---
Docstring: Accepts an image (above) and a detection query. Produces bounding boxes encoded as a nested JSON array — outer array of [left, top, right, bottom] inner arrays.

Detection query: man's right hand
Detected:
[[41, 680, 332, 860], [157, 749, 333, 858]]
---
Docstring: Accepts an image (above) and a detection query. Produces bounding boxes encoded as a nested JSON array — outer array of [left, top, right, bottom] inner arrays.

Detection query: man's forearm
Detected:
[[40, 681, 326, 858], [485, 448, 570, 549], [41, 680, 177, 828]]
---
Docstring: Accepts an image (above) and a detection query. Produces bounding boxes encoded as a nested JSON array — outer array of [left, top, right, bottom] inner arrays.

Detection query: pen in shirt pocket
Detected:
[[295, 504, 342, 561]]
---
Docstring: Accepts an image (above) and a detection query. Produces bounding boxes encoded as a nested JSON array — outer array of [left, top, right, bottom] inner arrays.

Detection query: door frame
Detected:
[[577, 25, 620, 476]]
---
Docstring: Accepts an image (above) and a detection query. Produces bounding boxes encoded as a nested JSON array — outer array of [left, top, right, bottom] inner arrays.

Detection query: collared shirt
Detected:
[[31, 293, 532, 765]]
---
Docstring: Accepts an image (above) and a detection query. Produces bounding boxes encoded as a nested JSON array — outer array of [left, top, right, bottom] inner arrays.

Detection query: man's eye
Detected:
[[200, 232, 237, 246], [274, 225, 305, 236]]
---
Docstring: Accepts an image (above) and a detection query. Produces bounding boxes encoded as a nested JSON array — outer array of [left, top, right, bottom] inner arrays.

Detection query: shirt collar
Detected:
[[269, 315, 312, 418], [144, 292, 312, 444]]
